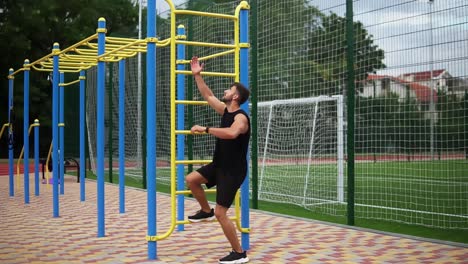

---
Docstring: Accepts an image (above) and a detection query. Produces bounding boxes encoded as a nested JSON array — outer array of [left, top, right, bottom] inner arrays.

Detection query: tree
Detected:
[[254, 0, 386, 101], [182, 0, 386, 102], [307, 13, 385, 96], [0, 0, 138, 157]]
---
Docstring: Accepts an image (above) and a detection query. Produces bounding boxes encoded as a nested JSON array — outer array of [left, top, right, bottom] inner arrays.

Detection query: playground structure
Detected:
[[5, 0, 250, 260]]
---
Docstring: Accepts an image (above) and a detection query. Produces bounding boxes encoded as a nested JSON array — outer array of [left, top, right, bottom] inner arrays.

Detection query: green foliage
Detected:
[[255, 0, 386, 101], [0, 0, 139, 157], [355, 90, 468, 155], [308, 13, 385, 94]]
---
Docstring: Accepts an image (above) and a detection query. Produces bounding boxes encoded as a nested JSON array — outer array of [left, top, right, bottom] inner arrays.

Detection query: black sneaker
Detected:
[[188, 208, 215, 222], [219, 250, 249, 264]]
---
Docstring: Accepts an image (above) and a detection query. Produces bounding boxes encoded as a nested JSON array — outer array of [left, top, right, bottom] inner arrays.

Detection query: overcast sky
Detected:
[[152, 0, 467, 78]]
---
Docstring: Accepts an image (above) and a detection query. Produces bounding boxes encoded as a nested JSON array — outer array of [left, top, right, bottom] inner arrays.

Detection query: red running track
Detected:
[[0, 163, 37, 176]]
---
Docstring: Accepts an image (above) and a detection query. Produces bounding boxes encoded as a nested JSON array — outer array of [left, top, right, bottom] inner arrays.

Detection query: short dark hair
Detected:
[[231, 82, 250, 105]]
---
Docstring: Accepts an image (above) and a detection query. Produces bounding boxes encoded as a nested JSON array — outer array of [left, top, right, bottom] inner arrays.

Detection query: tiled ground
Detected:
[[0, 174, 467, 263]]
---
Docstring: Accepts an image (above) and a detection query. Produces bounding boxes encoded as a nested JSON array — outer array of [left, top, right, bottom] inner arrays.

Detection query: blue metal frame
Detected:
[[79, 70, 86, 201], [97, 18, 106, 237], [146, 0, 157, 259], [59, 72, 65, 195], [8, 68, 14, 197], [176, 25, 186, 232], [119, 59, 126, 214], [52, 43, 60, 217], [34, 119, 40, 196], [239, 6, 250, 251], [23, 59, 30, 204]]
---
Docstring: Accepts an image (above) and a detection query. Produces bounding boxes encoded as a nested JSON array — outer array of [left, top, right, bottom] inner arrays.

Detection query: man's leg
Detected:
[[186, 171, 210, 212], [215, 204, 242, 253]]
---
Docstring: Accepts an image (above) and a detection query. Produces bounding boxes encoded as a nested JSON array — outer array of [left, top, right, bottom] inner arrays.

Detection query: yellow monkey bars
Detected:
[[6, 33, 173, 78]]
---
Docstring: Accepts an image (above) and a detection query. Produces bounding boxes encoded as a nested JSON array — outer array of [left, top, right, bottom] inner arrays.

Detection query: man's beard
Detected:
[[221, 97, 232, 103]]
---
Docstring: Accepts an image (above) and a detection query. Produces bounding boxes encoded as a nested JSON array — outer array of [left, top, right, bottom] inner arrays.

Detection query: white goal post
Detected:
[[257, 95, 345, 208]]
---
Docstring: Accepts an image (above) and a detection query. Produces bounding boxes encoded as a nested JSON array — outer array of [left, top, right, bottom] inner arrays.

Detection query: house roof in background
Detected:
[[367, 74, 438, 103], [401, 69, 446, 81]]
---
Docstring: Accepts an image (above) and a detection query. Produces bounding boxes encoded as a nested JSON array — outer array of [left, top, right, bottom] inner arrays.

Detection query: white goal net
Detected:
[[257, 95, 345, 214]]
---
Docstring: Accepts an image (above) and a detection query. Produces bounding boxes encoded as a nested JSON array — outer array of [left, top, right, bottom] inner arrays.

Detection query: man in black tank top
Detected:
[[186, 56, 250, 264]]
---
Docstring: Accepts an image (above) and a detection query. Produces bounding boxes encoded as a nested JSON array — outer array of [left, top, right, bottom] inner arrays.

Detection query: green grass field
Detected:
[[77, 159, 468, 244]]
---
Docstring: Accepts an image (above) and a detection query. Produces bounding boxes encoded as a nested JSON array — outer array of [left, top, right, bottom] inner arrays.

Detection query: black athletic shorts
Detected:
[[196, 162, 246, 208]]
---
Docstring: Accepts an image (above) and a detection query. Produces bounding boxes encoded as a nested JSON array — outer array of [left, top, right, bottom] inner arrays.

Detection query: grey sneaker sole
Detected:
[[218, 257, 249, 264], [187, 215, 215, 223]]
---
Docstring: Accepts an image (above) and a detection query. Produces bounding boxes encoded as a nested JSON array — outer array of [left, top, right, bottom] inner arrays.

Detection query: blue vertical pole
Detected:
[[79, 70, 86, 201], [8, 68, 14, 197], [23, 59, 30, 204], [59, 72, 65, 195], [97, 18, 106, 237], [119, 59, 126, 214], [239, 3, 250, 251], [34, 119, 40, 196], [52, 43, 60, 217], [146, 0, 157, 259], [176, 25, 186, 232]]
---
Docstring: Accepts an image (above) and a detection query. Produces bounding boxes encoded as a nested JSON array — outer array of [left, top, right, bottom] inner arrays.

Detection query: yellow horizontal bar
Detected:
[[155, 38, 171, 47], [8, 67, 26, 78], [147, 216, 240, 241], [61, 79, 80, 86], [58, 34, 98, 56], [100, 53, 142, 62], [175, 220, 192, 225], [176, 216, 238, 224], [41, 61, 97, 67], [175, 49, 235, 66], [99, 39, 147, 59], [106, 36, 141, 44], [175, 100, 209, 105], [87, 43, 144, 51], [176, 40, 235, 49], [175, 70, 236, 78], [175, 130, 210, 135], [174, 9, 237, 20], [175, 130, 192, 135], [37, 65, 92, 71], [175, 160, 212, 165], [100, 52, 140, 60], [30, 66, 53, 72], [199, 49, 235, 62], [176, 189, 216, 195], [73, 48, 98, 55], [31, 65, 89, 73], [28, 54, 54, 71], [60, 54, 98, 60]]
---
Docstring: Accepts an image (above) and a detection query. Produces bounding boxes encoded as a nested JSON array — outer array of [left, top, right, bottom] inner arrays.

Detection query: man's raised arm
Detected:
[[190, 56, 225, 115]]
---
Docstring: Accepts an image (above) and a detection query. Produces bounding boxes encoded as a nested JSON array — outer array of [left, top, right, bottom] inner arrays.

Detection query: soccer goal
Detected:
[[257, 95, 345, 211]]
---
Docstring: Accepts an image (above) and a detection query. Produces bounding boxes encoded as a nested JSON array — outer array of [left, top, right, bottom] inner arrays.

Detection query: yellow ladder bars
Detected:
[[146, 0, 250, 243]]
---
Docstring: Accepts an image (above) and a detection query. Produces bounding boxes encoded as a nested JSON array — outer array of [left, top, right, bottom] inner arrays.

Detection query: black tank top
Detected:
[[213, 108, 250, 174]]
